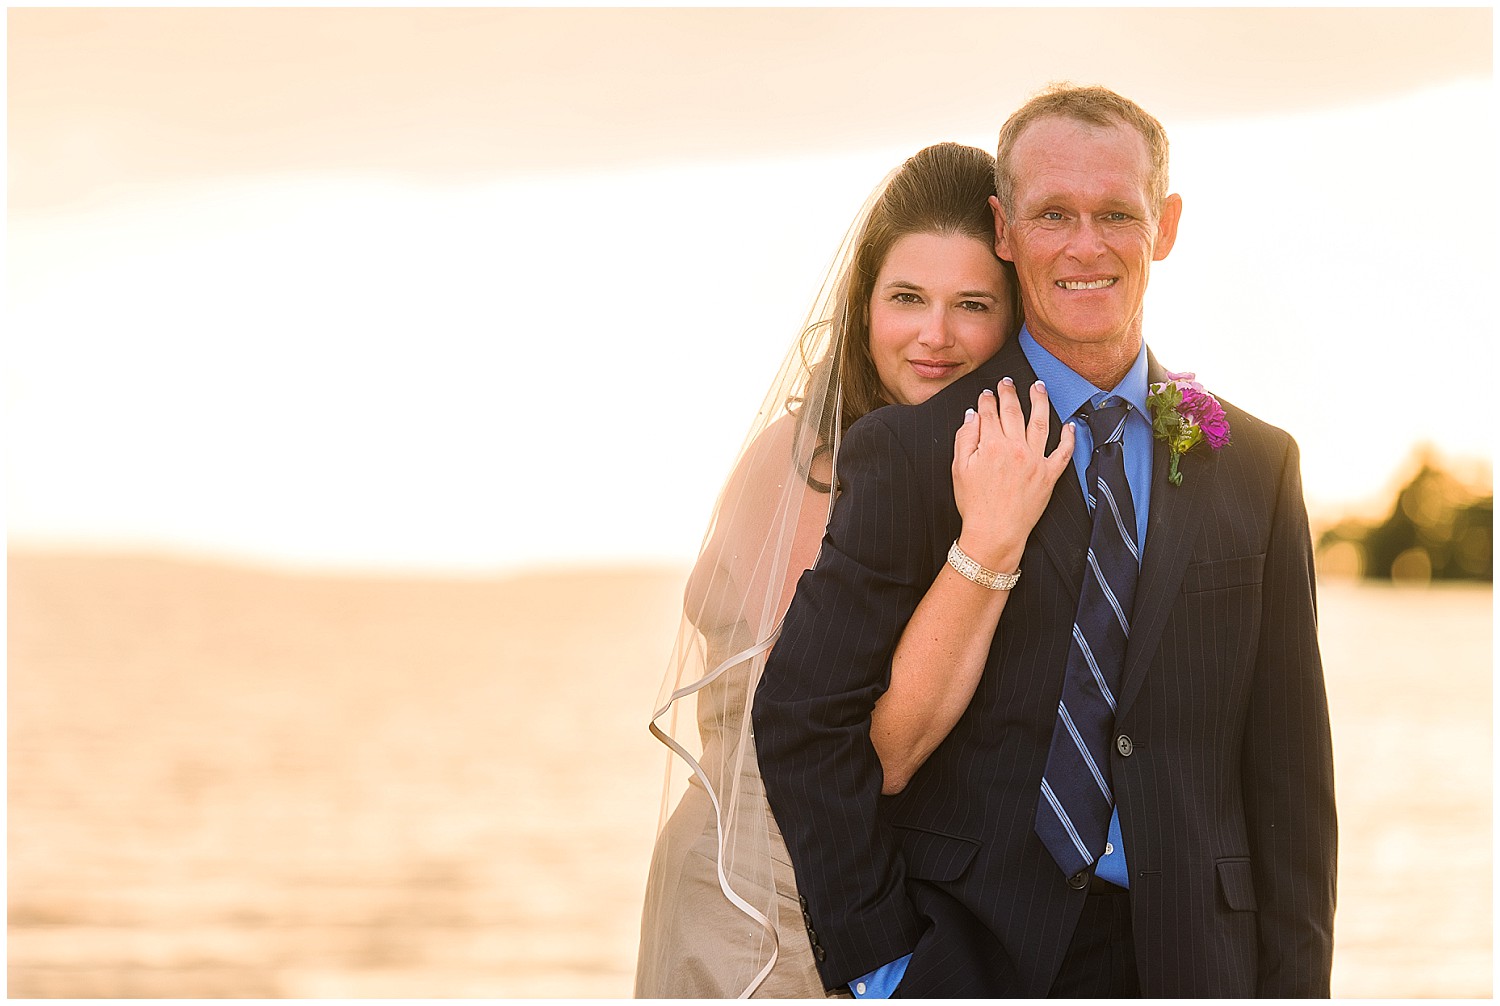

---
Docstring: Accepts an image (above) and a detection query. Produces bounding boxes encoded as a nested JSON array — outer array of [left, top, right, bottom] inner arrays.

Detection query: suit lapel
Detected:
[[1117, 354, 1217, 716], [998, 339, 1090, 597], [1033, 452, 1090, 600]]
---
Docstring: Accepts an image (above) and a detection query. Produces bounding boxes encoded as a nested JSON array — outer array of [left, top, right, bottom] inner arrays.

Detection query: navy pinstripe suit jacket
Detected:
[[752, 335, 1336, 997]]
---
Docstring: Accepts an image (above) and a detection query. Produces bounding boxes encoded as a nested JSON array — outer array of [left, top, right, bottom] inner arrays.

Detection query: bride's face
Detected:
[[868, 231, 1013, 406]]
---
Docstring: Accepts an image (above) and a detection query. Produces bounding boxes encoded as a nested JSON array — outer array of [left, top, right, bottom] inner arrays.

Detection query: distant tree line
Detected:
[[1318, 452, 1492, 582]]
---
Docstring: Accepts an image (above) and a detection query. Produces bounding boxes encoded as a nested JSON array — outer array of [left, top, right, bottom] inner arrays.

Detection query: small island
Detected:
[[1317, 448, 1492, 583]]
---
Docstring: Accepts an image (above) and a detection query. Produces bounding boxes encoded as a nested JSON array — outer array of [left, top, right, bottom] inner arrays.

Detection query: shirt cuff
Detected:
[[849, 954, 912, 998]]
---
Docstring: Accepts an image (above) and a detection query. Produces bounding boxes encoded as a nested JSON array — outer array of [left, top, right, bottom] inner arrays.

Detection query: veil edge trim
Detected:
[[647, 630, 784, 999]]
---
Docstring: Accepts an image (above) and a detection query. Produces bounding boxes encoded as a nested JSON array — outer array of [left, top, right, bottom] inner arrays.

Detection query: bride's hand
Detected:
[[951, 377, 1075, 571]]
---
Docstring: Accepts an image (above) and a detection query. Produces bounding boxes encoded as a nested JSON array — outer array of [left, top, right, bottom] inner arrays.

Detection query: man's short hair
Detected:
[[995, 84, 1170, 218]]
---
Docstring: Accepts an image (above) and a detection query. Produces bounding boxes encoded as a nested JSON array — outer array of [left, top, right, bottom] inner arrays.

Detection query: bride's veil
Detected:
[[636, 172, 893, 998]]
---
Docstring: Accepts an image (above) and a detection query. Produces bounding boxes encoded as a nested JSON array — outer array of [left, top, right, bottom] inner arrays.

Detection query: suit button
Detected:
[[1116, 734, 1134, 757], [798, 895, 808, 909], [815, 945, 826, 962], [807, 927, 818, 944], [1067, 870, 1089, 890]]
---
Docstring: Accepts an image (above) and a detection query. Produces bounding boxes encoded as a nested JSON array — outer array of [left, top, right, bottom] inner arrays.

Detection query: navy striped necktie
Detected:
[[1036, 398, 1140, 882]]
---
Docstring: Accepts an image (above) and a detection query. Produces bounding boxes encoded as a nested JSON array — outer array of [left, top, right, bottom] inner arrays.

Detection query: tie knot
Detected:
[[1081, 398, 1131, 446]]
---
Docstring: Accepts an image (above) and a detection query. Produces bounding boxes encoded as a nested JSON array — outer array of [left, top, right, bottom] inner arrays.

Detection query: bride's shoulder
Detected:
[[727, 411, 816, 488], [748, 411, 803, 457], [685, 411, 824, 629]]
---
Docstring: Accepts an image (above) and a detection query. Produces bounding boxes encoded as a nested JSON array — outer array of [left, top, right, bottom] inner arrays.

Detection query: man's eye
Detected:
[[1040, 211, 1064, 221], [1106, 211, 1131, 222]]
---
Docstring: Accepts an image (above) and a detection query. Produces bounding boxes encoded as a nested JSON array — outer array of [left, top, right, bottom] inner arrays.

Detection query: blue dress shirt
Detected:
[[852, 328, 1154, 995]]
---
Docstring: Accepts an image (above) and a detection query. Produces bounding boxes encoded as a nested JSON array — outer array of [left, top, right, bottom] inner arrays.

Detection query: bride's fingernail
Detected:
[[1035, 380, 1046, 392], [1001, 376, 1014, 387], [965, 408, 977, 422], [981, 389, 994, 397]]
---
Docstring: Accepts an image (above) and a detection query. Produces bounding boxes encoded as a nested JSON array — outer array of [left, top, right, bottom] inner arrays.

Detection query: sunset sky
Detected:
[[8, 7, 1495, 573]]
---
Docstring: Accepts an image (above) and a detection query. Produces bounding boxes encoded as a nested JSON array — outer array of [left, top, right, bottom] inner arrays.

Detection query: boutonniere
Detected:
[[1147, 370, 1231, 486]]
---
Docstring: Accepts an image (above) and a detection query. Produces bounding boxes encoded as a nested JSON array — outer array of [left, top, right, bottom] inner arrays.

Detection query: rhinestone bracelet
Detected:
[[947, 540, 1021, 590]]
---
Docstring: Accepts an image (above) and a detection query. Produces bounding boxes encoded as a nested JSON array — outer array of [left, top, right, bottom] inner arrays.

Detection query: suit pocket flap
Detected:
[[1183, 553, 1266, 593], [1216, 858, 1258, 911], [895, 826, 980, 882]]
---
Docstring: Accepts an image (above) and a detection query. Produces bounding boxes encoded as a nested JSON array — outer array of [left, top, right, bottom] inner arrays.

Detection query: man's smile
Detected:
[[1055, 278, 1118, 290]]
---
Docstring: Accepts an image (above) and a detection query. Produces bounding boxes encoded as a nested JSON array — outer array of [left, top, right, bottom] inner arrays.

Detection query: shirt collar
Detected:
[[1018, 325, 1150, 421]]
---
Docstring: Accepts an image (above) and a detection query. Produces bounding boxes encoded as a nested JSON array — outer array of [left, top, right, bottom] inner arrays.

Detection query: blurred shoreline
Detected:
[[8, 550, 1491, 997]]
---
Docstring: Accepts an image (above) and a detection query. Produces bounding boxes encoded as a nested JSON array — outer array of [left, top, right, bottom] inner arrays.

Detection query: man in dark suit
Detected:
[[753, 85, 1336, 997]]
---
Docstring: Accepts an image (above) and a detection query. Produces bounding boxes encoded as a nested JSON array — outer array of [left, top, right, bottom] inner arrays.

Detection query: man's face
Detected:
[[992, 116, 1182, 366]]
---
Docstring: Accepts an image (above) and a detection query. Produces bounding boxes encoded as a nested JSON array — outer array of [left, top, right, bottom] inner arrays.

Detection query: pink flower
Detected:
[[1179, 388, 1231, 450], [1165, 370, 1204, 393], [1200, 417, 1231, 450]]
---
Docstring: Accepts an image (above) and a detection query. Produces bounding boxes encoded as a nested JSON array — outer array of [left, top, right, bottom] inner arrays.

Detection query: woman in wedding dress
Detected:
[[635, 142, 1074, 998]]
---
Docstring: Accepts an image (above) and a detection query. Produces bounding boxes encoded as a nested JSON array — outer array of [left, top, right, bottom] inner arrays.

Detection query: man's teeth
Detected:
[[1057, 278, 1116, 290]]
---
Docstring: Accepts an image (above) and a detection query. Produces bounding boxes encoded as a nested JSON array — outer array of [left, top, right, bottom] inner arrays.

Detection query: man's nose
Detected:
[[1066, 217, 1108, 258]]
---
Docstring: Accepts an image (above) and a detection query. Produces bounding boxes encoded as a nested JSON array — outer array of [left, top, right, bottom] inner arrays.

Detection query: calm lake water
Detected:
[[7, 554, 1491, 997]]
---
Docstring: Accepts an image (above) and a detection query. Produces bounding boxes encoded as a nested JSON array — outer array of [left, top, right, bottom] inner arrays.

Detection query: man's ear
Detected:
[[1152, 193, 1183, 261], [989, 195, 1015, 263]]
